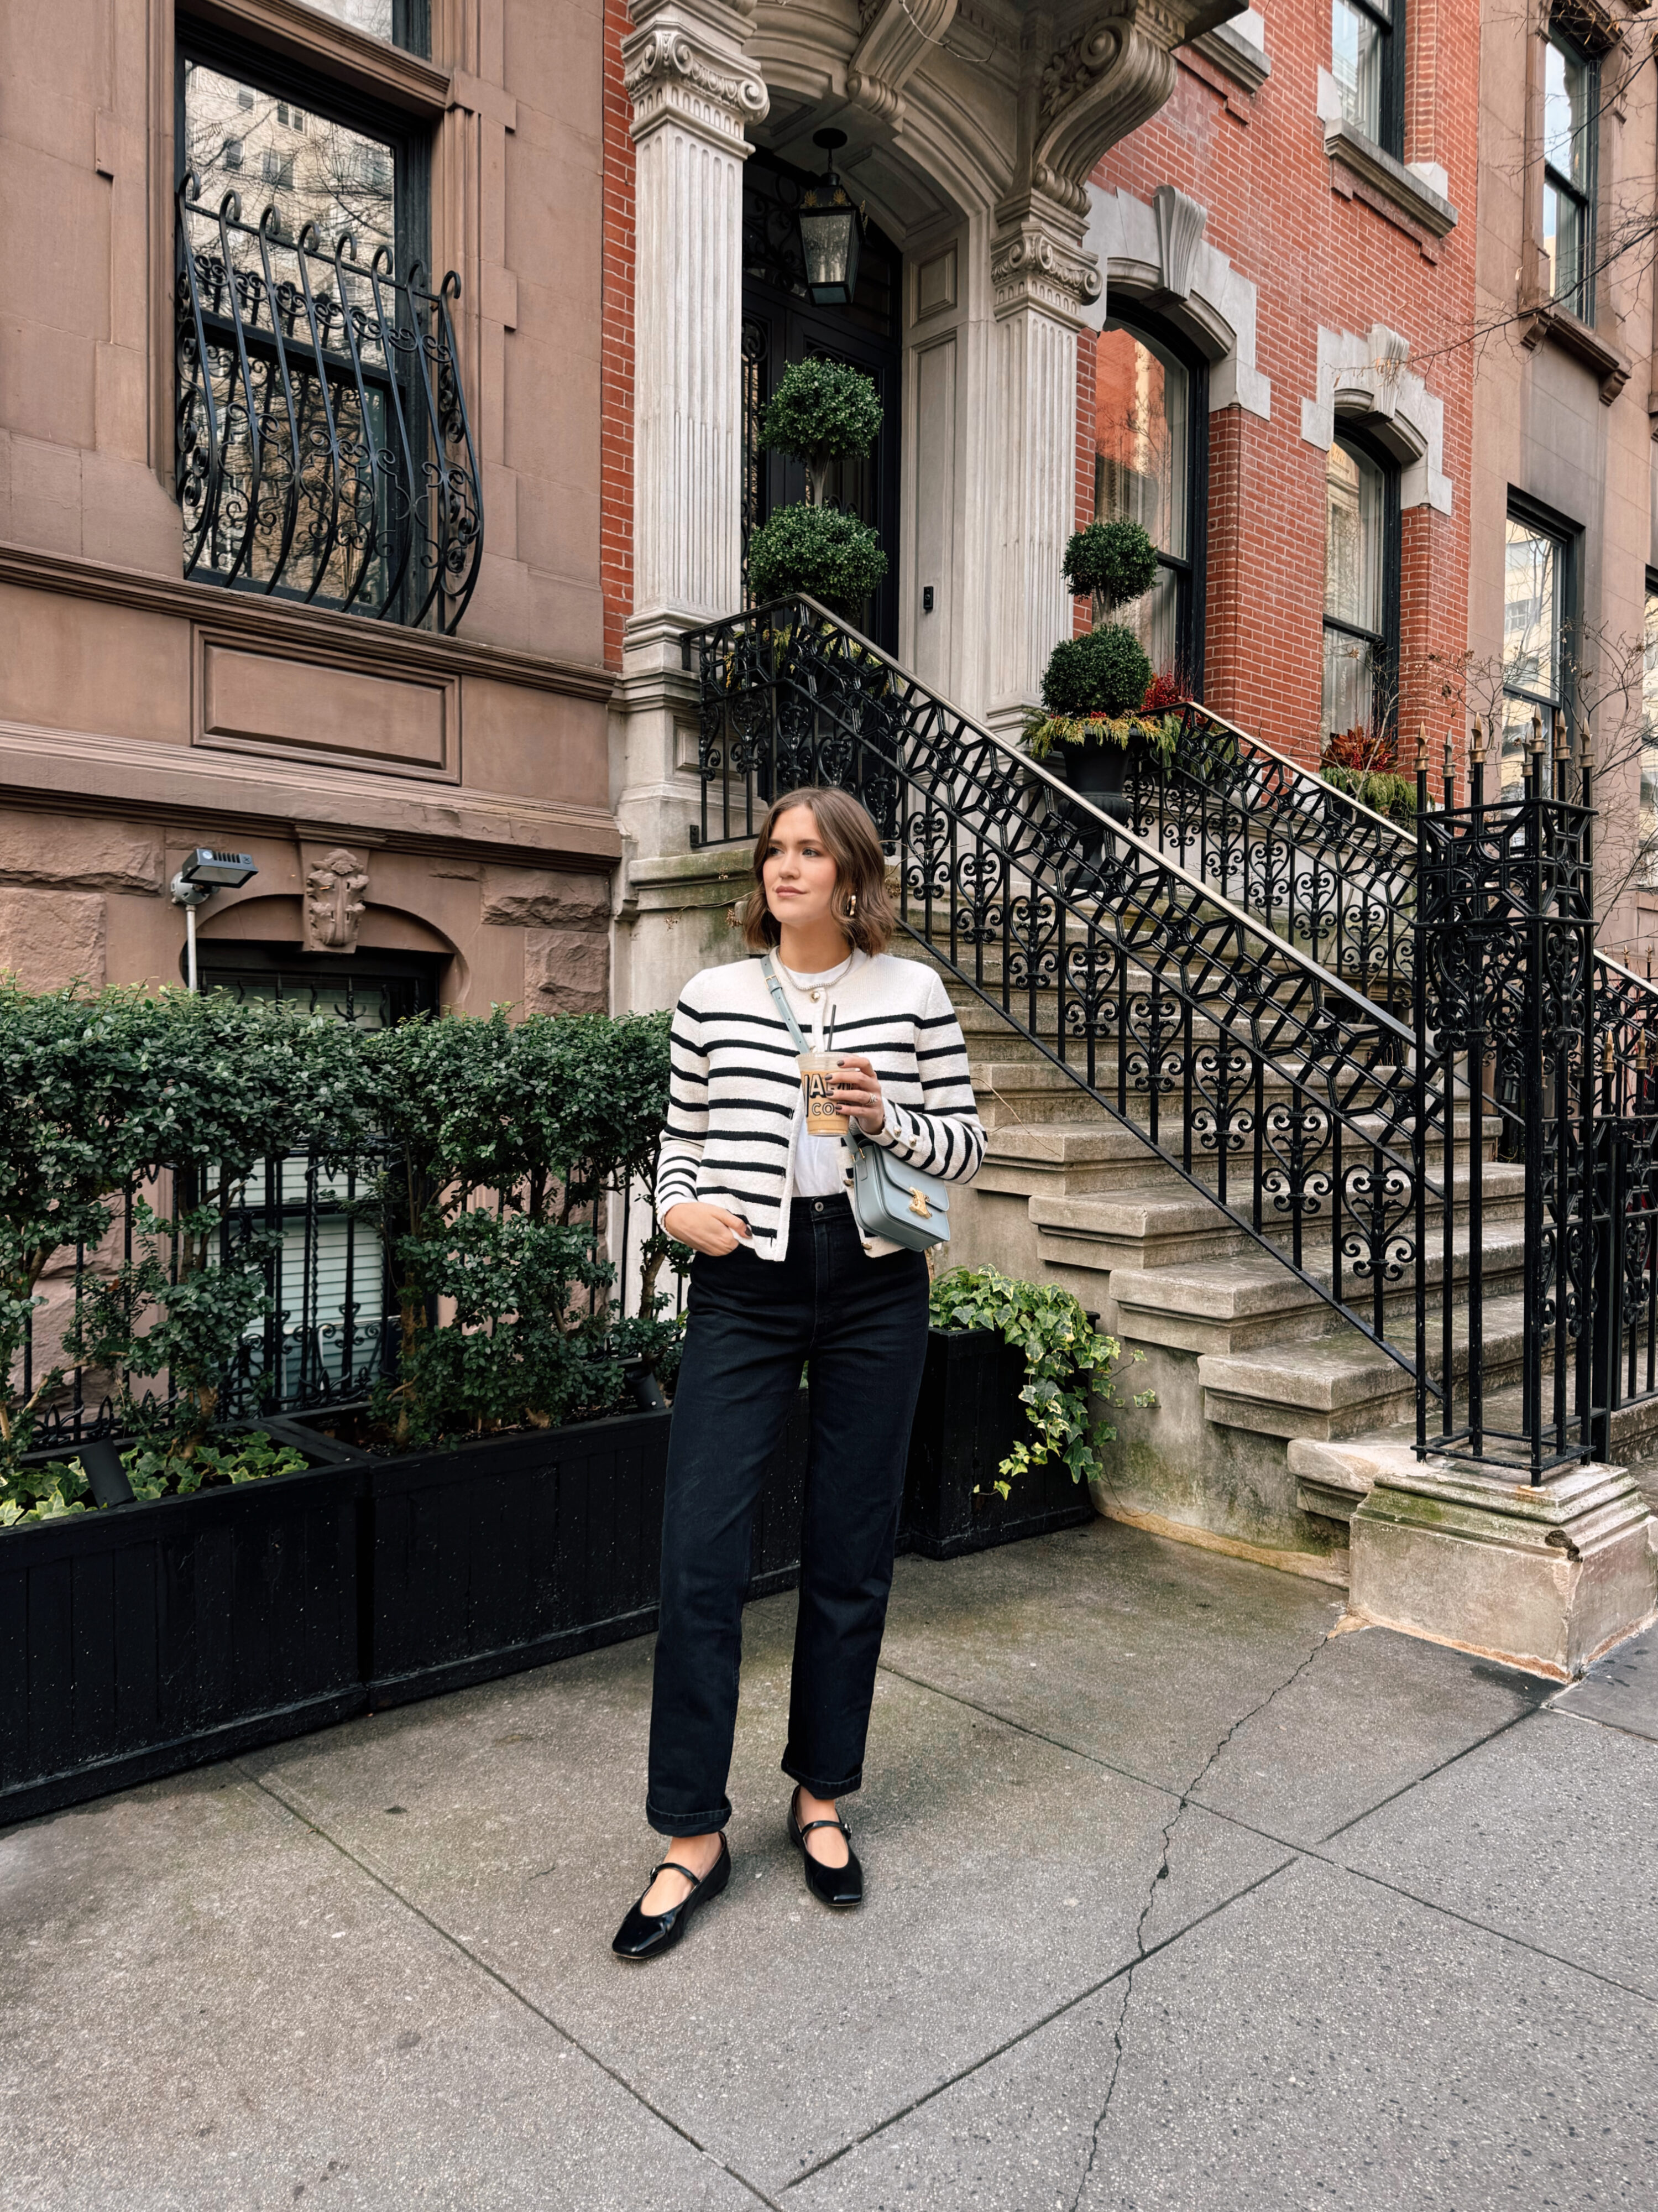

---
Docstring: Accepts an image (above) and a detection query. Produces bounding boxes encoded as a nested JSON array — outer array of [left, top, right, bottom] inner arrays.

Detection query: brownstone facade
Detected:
[[0, 0, 616, 1016]]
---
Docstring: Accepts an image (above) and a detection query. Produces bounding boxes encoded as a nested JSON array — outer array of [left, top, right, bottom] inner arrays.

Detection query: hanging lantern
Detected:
[[797, 129, 861, 307]]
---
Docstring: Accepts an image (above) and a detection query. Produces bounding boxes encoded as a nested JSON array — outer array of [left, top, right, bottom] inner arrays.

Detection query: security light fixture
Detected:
[[172, 847, 259, 896], [797, 129, 861, 308], [169, 848, 258, 992]]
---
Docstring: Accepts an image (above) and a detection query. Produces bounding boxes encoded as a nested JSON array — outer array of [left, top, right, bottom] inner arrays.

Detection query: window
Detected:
[[175, 38, 482, 633], [1542, 33, 1596, 320], [292, 0, 431, 55], [1321, 435, 1398, 745], [1094, 313, 1209, 690], [1501, 506, 1574, 788], [1332, 0, 1401, 155], [202, 951, 440, 1407], [1641, 577, 1658, 884]]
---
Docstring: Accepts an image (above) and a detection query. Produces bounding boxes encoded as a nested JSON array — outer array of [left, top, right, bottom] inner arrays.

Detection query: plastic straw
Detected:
[[826, 1003, 838, 1055]]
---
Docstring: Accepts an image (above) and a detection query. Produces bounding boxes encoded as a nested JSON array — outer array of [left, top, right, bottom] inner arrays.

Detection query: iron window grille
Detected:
[[1542, 29, 1597, 321], [1331, 0, 1403, 156], [174, 44, 481, 633]]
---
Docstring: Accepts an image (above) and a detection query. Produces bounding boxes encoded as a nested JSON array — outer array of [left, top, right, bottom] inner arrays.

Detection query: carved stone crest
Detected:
[[304, 847, 369, 954]]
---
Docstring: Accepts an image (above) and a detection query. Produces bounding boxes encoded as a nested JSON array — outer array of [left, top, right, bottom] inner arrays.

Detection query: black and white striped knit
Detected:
[[655, 950, 986, 1261]]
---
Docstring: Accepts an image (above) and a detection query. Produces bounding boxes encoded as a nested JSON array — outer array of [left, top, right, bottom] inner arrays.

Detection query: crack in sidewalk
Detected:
[[1064, 1625, 1335, 2212]]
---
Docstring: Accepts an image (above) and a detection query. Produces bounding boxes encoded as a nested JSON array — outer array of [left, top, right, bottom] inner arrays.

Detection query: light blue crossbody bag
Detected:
[[761, 953, 951, 1254]]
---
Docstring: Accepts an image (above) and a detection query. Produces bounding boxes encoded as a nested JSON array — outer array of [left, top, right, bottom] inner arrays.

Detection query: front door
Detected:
[[741, 151, 902, 651]]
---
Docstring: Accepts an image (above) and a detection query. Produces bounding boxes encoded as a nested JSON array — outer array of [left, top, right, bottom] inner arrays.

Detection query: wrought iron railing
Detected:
[[686, 597, 1443, 1380], [175, 173, 483, 632], [684, 595, 1658, 1480], [1120, 704, 1417, 1011], [22, 1149, 678, 1453]]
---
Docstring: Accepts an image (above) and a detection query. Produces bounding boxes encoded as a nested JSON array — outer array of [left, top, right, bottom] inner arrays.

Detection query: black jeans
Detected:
[[646, 1197, 931, 1836]]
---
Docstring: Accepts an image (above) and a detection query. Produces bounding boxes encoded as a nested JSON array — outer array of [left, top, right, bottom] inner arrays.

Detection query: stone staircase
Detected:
[[903, 918, 1537, 1582]]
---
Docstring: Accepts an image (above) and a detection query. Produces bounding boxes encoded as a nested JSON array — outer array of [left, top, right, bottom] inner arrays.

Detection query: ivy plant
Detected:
[[928, 1265, 1154, 1498], [0, 1430, 306, 1528]]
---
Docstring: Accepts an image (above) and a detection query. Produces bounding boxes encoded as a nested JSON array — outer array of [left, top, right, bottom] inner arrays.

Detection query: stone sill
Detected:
[[1519, 296, 1632, 404], [1190, 17, 1270, 94], [1324, 119, 1458, 239]]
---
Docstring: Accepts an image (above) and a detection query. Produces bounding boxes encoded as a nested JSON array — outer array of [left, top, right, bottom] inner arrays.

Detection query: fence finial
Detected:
[[1469, 714, 1484, 765]]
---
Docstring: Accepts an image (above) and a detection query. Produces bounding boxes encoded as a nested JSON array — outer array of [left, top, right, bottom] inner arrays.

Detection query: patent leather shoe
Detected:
[[787, 1788, 863, 1910], [611, 1834, 730, 1961]]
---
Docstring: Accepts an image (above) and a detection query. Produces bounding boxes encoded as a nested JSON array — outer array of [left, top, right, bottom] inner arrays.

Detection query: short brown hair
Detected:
[[739, 786, 896, 955]]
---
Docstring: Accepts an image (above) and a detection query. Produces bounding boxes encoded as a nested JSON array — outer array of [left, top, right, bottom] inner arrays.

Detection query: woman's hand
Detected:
[[662, 1202, 753, 1256], [830, 1055, 886, 1136]]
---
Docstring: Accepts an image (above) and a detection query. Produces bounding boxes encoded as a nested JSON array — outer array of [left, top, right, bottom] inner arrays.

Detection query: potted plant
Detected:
[[1320, 722, 1418, 826], [904, 1267, 1153, 1557], [1022, 521, 1173, 822], [745, 358, 887, 624]]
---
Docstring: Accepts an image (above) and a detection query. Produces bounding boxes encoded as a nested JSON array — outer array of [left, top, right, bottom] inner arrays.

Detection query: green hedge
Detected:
[[0, 987, 679, 1491]]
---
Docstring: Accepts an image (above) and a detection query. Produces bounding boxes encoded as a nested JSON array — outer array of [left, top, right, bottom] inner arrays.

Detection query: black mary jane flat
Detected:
[[611, 1834, 731, 1961], [787, 1788, 864, 1911]]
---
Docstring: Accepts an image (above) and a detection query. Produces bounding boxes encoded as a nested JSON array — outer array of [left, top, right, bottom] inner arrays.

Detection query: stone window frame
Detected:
[[147, 1, 519, 519], [1516, 0, 1631, 403]]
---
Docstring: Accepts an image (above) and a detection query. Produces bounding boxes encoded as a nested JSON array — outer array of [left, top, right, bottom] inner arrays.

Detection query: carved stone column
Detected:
[[613, 0, 767, 1011], [986, 214, 1100, 732], [623, 0, 767, 655]]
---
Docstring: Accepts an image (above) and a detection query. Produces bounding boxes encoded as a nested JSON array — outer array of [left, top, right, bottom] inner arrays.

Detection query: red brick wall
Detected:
[[1073, 329, 1096, 638], [1086, 12, 1477, 775], [599, 0, 635, 672]]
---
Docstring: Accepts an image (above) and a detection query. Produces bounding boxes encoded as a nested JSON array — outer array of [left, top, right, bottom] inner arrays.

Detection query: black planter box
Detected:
[[901, 1328, 1096, 1559], [0, 1446, 368, 1828], [1, 1327, 1077, 1824], [359, 1394, 808, 1710]]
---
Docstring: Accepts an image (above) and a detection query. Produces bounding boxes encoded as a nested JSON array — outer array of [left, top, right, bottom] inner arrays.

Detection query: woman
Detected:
[[611, 786, 985, 1960]]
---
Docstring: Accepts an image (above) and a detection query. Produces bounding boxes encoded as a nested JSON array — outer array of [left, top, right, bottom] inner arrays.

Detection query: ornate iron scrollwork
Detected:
[[174, 174, 483, 633]]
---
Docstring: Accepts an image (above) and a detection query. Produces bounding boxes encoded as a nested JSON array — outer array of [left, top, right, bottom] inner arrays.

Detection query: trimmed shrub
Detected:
[[1041, 626, 1153, 719], [1063, 519, 1160, 613], [747, 503, 888, 609], [760, 358, 883, 503]]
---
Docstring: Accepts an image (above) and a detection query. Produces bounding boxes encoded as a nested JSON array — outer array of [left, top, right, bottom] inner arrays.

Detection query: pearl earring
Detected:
[[846, 892, 857, 919]]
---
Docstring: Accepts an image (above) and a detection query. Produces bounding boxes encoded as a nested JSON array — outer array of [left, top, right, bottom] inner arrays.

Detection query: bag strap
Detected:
[[760, 953, 809, 1053], [763, 953, 875, 1163]]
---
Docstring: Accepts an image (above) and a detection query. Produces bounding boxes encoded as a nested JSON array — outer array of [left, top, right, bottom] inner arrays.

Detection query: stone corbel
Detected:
[[847, 0, 958, 125], [1029, 6, 1188, 218], [623, 2, 769, 152]]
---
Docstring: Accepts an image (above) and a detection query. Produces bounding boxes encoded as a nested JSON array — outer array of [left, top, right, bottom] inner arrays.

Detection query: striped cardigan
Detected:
[[655, 951, 986, 1260]]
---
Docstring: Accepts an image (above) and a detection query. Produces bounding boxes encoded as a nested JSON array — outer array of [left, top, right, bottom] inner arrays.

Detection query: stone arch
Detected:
[[1081, 184, 1272, 420], [1300, 325, 1451, 514]]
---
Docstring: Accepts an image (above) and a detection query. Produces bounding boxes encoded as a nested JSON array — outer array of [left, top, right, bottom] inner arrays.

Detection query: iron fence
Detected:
[[22, 1150, 678, 1453]]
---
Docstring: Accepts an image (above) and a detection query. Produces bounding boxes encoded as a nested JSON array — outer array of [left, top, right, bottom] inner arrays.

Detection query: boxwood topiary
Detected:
[[1041, 625, 1153, 718], [1063, 519, 1160, 612], [760, 358, 883, 504], [747, 502, 888, 609]]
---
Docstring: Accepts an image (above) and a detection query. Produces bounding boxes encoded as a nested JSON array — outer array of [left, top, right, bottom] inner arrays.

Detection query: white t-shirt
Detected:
[[777, 956, 861, 1199]]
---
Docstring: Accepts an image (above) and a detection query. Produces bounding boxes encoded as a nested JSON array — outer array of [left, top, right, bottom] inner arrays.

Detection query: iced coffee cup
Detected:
[[798, 1052, 851, 1136]]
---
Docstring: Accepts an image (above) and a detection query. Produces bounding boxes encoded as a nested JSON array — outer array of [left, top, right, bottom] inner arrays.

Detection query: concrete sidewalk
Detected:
[[3, 1517, 1655, 2210]]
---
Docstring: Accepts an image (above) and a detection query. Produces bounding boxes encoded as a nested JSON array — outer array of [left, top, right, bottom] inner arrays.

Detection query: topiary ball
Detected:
[[1063, 519, 1160, 609], [759, 358, 884, 466], [1041, 626, 1153, 718], [747, 502, 888, 607]]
